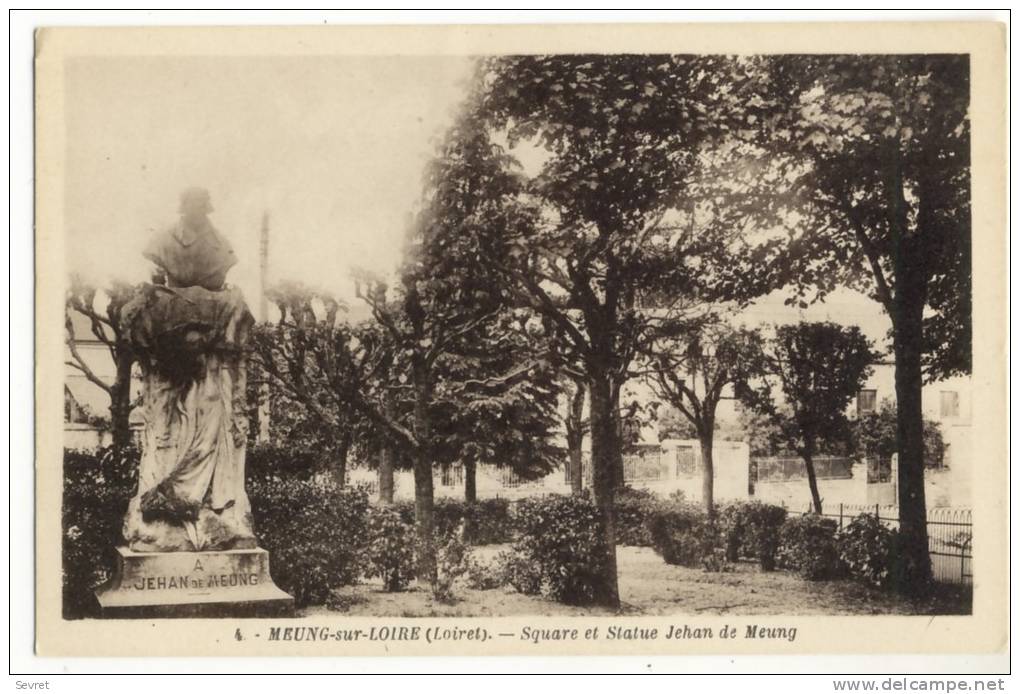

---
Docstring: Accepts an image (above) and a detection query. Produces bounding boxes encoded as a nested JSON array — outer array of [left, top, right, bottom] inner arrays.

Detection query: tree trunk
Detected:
[[566, 379, 586, 494], [109, 354, 134, 450], [802, 448, 823, 514], [378, 393, 397, 504], [332, 433, 351, 487], [464, 459, 477, 503], [588, 374, 621, 609], [893, 298, 933, 591], [610, 382, 627, 489], [378, 446, 395, 504], [698, 430, 715, 518], [411, 365, 437, 586], [567, 441, 584, 495]]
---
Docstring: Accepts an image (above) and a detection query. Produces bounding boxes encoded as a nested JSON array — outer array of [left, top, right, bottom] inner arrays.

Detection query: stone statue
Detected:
[[120, 188, 256, 552]]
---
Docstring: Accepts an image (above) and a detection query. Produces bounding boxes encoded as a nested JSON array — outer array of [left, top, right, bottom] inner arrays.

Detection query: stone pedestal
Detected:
[[96, 547, 294, 618]]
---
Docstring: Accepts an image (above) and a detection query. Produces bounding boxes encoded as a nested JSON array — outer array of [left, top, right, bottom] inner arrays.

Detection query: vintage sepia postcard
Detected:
[[34, 21, 1007, 660]]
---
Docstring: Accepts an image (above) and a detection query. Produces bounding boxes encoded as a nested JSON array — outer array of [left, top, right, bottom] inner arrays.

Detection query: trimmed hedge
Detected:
[[720, 501, 788, 571], [614, 486, 667, 547], [249, 475, 370, 607], [646, 504, 722, 569], [246, 442, 327, 480], [62, 446, 138, 618], [393, 497, 514, 545]]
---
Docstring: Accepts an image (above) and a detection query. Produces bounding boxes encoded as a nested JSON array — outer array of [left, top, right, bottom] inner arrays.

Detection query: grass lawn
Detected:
[[306, 545, 971, 618]]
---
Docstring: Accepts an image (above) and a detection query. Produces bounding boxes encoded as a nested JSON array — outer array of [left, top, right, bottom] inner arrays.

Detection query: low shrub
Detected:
[[647, 504, 717, 568], [250, 476, 370, 607], [62, 446, 139, 619], [465, 554, 506, 591], [364, 505, 417, 592], [778, 514, 843, 580], [837, 513, 898, 588], [495, 550, 542, 595], [392, 497, 514, 546], [721, 501, 787, 571], [510, 494, 611, 605], [719, 503, 747, 563], [246, 442, 326, 480], [433, 498, 467, 539], [465, 498, 514, 545], [701, 545, 735, 573], [614, 487, 666, 547]]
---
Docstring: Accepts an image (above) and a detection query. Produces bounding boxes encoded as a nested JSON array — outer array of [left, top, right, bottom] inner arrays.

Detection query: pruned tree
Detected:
[[249, 282, 388, 486], [64, 275, 137, 449], [643, 316, 765, 516], [762, 54, 970, 588], [740, 322, 876, 514]]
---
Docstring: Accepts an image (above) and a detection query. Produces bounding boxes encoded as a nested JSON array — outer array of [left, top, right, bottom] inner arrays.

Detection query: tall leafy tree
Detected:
[[741, 322, 875, 514], [64, 276, 137, 450], [432, 309, 564, 502], [466, 55, 773, 606], [853, 398, 947, 470], [349, 109, 544, 583], [764, 54, 970, 586], [644, 316, 764, 516]]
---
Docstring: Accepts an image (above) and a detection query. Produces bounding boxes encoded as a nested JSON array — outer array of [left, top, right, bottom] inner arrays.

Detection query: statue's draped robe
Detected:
[[121, 222, 255, 552]]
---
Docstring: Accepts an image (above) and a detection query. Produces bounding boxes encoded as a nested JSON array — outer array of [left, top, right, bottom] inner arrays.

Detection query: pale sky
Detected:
[[64, 54, 476, 309], [63, 53, 890, 346]]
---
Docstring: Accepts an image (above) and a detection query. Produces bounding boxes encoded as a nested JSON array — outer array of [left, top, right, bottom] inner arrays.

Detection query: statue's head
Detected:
[[178, 187, 214, 222]]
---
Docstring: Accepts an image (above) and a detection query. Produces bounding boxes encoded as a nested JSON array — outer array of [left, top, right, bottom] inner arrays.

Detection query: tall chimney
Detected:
[[258, 211, 269, 322], [257, 211, 271, 442]]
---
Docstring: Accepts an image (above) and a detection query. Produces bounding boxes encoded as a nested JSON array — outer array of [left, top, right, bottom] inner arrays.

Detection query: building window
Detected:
[[857, 389, 877, 416], [940, 391, 960, 418]]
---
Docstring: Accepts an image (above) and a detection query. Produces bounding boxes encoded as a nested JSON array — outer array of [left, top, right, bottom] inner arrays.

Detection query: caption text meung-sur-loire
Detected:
[[264, 624, 797, 644]]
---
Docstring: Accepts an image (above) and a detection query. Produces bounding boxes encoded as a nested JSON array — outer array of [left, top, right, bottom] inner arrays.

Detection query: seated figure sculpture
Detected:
[[120, 188, 256, 552]]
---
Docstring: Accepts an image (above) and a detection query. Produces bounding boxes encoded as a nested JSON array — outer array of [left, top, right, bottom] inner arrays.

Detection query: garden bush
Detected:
[[392, 497, 514, 545], [465, 497, 514, 544], [433, 527, 471, 603], [646, 503, 721, 569], [62, 446, 139, 619], [837, 513, 898, 588], [720, 501, 787, 570], [465, 553, 506, 591], [364, 505, 417, 592], [496, 550, 542, 595], [778, 514, 843, 580], [249, 475, 370, 606], [510, 494, 611, 605], [614, 486, 666, 547], [246, 442, 327, 481]]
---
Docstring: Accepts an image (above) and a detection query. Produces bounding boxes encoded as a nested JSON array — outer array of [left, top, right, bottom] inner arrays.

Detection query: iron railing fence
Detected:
[[808, 502, 972, 586]]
